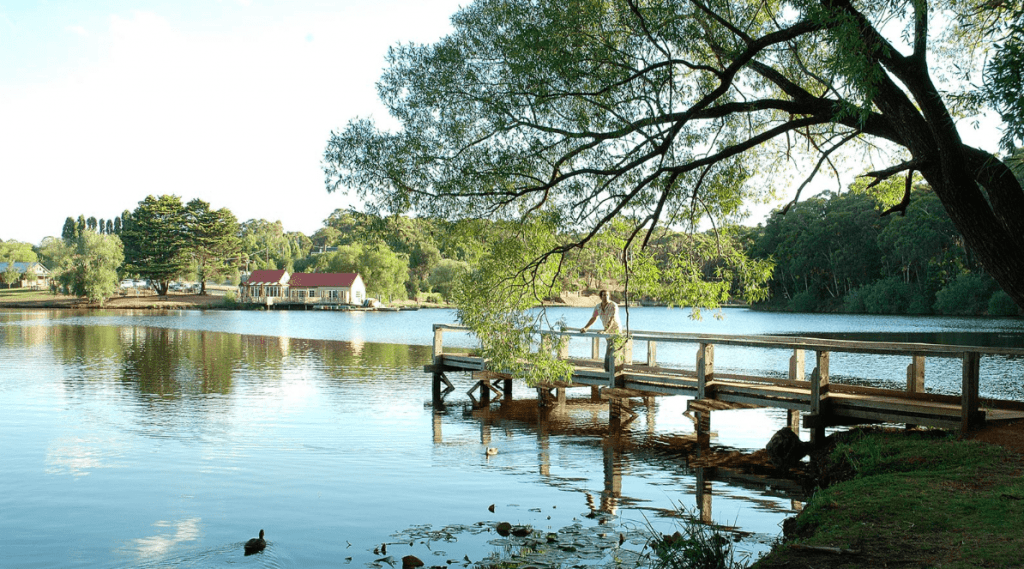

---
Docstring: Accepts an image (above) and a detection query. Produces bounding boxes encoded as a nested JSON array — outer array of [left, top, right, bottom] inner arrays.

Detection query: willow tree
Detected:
[[325, 0, 1023, 333]]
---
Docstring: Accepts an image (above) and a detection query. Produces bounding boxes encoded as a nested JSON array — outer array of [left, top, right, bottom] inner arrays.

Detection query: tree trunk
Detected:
[[924, 147, 1024, 310]]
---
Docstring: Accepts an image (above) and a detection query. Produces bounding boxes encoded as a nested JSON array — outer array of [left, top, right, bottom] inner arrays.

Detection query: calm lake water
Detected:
[[2, 307, 1022, 568]]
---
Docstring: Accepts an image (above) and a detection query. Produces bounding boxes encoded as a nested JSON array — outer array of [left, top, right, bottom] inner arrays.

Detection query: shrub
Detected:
[[933, 273, 996, 315], [861, 276, 915, 314], [788, 290, 818, 312], [843, 287, 867, 313], [643, 508, 739, 569], [988, 290, 1021, 316]]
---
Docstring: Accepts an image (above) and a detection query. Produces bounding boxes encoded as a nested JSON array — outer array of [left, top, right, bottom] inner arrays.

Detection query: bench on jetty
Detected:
[[425, 324, 1024, 443]]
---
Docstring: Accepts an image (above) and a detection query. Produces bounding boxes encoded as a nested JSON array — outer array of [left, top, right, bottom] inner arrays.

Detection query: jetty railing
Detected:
[[428, 324, 1024, 437]]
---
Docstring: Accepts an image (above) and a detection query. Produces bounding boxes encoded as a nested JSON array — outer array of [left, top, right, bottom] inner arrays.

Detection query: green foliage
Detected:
[[863, 276, 916, 314], [61, 217, 77, 243], [0, 240, 38, 264], [983, 2, 1024, 150], [237, 219, 311, 274], [988, 290, 1021, 316], [184, 199, 241, 294], [326, 0, 1024, 314], [74, 232, 124, 305], [788, 289, 819, 313], [452, 218, 574, 386], [933, 272, 998, 315], [42, 231, 124, 305], [748, 185, 1005, 315], [121, 195, 191, 294], [642, 508, 739, 569], [428, 258, 471, 300], [1, 259, 20, 288], [358, 244, 409, 301]]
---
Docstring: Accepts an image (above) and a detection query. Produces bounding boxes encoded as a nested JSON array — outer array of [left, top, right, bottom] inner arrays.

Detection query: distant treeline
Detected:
[[4, 180, 1021, 316], [745, 185, 1021, 317]]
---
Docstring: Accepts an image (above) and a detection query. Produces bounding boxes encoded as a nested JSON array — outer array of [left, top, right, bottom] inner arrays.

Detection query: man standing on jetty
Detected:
[[580, 289, 621, 335], [580, 290, 622, 366]]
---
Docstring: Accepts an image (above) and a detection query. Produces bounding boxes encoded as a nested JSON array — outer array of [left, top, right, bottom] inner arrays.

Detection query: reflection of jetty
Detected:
[[430, 395, 804, 522], [425, 325, 1024, 443]]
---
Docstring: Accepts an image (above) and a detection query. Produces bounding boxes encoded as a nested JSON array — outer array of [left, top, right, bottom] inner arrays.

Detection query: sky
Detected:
[[0, 0, 465, 245], [0, 1, 1006, 246]]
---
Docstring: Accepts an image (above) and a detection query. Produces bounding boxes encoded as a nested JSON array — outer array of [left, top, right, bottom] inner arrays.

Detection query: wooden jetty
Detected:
[[425, 324, 1024, 443]]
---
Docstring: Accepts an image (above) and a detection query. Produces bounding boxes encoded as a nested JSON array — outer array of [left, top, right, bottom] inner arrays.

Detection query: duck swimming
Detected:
[[244, 529, 266, 555]]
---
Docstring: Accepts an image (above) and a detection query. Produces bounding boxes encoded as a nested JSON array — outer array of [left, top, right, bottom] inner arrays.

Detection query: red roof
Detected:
[[288, 272, 361, 288], [244, 270, 288, 285]]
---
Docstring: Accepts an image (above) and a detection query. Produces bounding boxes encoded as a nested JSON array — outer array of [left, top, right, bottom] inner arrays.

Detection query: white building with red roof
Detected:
[[287, 272, 366, 306], [239, 270, 366, 308]]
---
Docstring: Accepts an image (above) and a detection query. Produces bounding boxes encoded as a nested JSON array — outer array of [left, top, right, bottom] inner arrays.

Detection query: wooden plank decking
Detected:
[[426, 324, 1024, 438]]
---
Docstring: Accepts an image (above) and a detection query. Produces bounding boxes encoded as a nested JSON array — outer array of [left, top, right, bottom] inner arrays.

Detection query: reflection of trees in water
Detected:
[[50, 324, 123, 367], [121, 328, 238, 396], [41, 323, 434, 399], [288, 337, 432, 377]]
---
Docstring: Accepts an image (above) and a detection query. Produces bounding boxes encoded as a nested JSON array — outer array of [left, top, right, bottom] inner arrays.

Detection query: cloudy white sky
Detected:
[[0, 1, 1006, 246], [0, 0, 465, 244]]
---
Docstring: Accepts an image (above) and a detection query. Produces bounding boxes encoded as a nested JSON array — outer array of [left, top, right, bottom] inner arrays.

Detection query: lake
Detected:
[[2, 307, 1022, 568]]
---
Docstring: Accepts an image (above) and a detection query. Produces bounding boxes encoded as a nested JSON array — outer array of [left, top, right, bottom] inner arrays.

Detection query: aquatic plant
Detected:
[[641, 509, 739, 569]]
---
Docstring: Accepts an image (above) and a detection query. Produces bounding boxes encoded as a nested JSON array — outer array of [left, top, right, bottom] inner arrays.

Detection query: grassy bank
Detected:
[[753, 429, 1024, 569], [0, 288, 232, 309]]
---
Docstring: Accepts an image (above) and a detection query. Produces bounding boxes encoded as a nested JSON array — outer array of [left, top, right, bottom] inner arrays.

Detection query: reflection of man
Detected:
[[580, 289, 620, 334]]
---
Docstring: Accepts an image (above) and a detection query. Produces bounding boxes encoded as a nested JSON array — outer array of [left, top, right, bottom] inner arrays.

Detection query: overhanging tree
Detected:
[[325, 0, 1024, 312]]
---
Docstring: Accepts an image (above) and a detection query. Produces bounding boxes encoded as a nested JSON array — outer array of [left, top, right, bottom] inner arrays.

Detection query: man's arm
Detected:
[[581, 312, 598, 333]]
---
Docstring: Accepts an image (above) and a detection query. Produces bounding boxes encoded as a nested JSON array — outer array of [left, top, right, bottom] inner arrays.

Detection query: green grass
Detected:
[[0, 288, 57, 301], [754, 430, 1024, 568]]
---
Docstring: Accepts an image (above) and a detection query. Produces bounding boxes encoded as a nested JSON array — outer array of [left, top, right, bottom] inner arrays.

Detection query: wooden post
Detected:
[[788, 349, 805, 435], [647, 341, 657, 367], [432, 372, 442, 407], [787, 410, 801, 434], [809, 351, 830, 445], [789, 349, 805, 382], [605, 345, 616, 387], [623, 337, 633, 366], [810, 351, 830, 409], [432, 326, 444, 363], [696, 467, 712, 524], [962, 351, 982, 432], [694, 411, 711, 458], [558, 334, 569, 360], [907, 355, 925, 393], [592, 336, 601, 360], [697, 343, 714, 400], [906, 355, 925, 430], [480, 380, 491, 406], [503, 377, 513, 399]]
